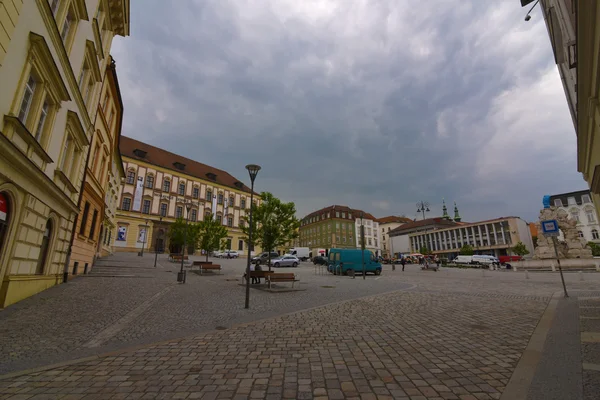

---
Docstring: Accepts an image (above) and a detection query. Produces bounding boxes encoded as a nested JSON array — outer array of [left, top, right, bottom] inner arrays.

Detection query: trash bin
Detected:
[[177, 271, 186, 283]]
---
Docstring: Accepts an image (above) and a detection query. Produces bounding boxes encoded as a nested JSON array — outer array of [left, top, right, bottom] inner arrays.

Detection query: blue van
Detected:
[[327, 248, 382, 276]]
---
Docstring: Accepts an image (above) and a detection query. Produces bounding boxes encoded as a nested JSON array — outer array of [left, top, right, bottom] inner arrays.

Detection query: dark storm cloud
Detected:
[[111, 0, 586, 222]]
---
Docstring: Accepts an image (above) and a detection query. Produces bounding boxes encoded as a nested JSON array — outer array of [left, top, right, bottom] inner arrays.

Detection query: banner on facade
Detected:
[[132, 176, 144, 211], [117, 226, 127, 241], [211, 194, 217, 220], [222, 198, 228, 226], [138, 228, 147, 243]]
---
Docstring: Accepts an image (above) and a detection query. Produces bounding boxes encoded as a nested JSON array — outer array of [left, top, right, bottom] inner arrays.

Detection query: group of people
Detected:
[[244, 263, 263, 284]]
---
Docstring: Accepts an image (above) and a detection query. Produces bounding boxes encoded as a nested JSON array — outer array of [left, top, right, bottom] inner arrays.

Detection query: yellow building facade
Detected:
[[0, 0, 129, 307], [69, 56, 125, 275], [114, 137, 261, 257]]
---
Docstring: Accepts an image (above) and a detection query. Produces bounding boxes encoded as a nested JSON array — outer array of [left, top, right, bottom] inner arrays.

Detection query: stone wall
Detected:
[[534, 208, 593, 259]]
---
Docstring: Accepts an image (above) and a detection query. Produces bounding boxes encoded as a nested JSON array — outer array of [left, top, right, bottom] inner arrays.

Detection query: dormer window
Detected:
[[173, 162, 185, 171], [234, 181, 243, 189], [206, 172, 217, 181], [133, 149, 147, 158]]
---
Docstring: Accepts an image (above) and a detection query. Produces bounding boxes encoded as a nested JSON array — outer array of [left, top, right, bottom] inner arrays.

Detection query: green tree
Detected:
[[240, 192, 300, 271], [511, 241, 530, 257], [419, 246, 430, 255], [197, 216, 229, 261], [168, 218, 200, 254], [459, 245, 474, 255], [588, 242, 600, 257]]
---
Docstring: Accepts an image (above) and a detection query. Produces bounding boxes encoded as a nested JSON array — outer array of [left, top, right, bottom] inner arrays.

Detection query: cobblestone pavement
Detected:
[[0, 288, 548, 399], [1, 252, 599, 398]]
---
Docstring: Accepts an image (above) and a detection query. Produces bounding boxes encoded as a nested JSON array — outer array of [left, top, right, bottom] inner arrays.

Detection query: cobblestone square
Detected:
[[1, 253, 599, 399]]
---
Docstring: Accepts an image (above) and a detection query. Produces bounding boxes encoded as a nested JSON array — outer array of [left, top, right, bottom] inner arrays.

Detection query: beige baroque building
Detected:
[[0, 0, 129, 307], [114, 137, 261, 256], [536, 0, 600, 216]]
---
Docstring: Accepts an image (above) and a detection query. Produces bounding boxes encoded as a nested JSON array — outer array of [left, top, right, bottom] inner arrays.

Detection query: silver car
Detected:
[[270, 255, 299, 268]]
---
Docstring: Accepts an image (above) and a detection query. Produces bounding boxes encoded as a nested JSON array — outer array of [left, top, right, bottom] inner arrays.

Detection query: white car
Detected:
[[212, 251, 224, 258], [223, 250, 239, 258]]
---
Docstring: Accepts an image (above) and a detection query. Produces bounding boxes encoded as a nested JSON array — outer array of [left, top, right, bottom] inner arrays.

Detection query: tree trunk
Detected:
[[268, 249, 272, 272], [205, 250, 209, 262]]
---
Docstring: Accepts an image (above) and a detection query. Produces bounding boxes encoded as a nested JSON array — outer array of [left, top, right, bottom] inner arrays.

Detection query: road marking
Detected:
[[375, 277, 381, 281], [84, 286, 173, 348]]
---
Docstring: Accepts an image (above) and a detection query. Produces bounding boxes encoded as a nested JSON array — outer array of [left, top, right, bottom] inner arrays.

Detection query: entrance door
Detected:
[[36, 219, 53, 274], [0, 192, 10, 259]]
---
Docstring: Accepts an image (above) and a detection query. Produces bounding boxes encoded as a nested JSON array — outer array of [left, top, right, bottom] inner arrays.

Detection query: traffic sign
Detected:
[[541, 219, 560, 237]]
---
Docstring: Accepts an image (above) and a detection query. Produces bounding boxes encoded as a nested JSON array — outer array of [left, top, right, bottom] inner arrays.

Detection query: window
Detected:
[[59, 133, 81, 182], [241, 198, 246, 208], [217, 215, 222, 224], [176, 206, 183, 219], [89, 210, 98, 239], [240, 220, 245, 228], [61, 5, 78, 52], [578, 230, 584, 238], [587, 210, 596, 223], [206, 190, 213, 201], [178, 182, 185, 196], [582, 194, 592, 204], [229, 196, 235, 207], [592, 229, 599, 240], [160, 203, 168, 217], [145, 175, 154, 189], [368, 238, 372, 246], [122, 197, 131, 211], [218, 193, 224, 204], [190, 209, 197, 222], [238, 240, 244, 251], [193, 187, 199, 199], [571, 211, 580, 223], [126, 170, 135, 184], [18, 76, 36, 123], [163, 179, 171, 192], [80, 202, 90, 235], [34, 99, 50, 141], [50, 0, 60, 15], [90, 144, 100, 173], [568, 197, 576, 205], [205, 211, 212, 221], [227, 216, 233, 227], [336, 212, 340, 218], [142, 200, 151, 214]]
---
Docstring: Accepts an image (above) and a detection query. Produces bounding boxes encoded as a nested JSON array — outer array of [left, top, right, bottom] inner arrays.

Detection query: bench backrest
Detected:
[[269, 273, 296, 279], [192, 261, 213, 265]]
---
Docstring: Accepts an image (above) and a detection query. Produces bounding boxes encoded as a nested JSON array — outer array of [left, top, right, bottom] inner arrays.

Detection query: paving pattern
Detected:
[[0, 289, 548, 399], [2, 253, 600, 399]]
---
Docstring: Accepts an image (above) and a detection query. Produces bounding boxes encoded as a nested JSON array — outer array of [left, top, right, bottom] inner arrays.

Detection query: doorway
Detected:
[[36, 219, 53, 274], [0, 192, 11, 260]]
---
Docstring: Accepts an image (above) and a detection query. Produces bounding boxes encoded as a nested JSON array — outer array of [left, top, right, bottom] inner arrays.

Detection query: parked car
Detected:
[[251, 252, 280, 265], [212, 251, 224, 258], [472, 255, 500, 267], [313, 256, 328, 265], [453, 255, 473, 264], [498, 255, 522, 264], [223, 250, 239, 258], [287, 247, 310, 261], [270, 255, 300, 268]]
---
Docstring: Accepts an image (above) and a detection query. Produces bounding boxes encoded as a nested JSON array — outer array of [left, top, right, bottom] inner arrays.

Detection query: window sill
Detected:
[[54, 169, 78, 193], [3, 115, 54, 164]]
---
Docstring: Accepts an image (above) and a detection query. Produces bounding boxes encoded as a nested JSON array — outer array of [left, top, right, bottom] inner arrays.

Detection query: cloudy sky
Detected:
[[111, 0, 587, 223]]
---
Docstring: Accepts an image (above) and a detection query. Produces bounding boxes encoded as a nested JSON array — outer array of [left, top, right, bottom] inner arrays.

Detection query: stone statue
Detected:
[[534, 207, 593, 259]]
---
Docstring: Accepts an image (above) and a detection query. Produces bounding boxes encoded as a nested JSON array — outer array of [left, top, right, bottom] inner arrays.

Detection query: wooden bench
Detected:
[[171, 255, 189, 262], [195, 262, 221, 274], [242, 270, 273, 283], [266, 272, 299, 289]]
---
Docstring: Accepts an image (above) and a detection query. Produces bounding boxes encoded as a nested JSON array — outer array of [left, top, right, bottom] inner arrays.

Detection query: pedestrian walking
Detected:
[[249, 263, 258, 284], [401, 257, 406, 272]]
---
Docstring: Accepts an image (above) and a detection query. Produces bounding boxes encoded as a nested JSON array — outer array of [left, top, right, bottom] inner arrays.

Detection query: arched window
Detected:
[[36, 219, 53, 274], [145, 174, 154, 189], [162, 178, 171, 192], [126, 169, 135, 184], [592, 229, 599, 240], [578, 230, 584, 238]]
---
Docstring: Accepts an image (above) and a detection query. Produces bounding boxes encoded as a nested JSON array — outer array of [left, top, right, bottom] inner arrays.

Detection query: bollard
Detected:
[[525, 270, 529, 280], [579, 271, 584, 281]]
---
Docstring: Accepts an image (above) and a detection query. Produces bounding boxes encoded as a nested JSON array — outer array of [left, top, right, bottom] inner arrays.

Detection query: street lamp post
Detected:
[[178, 203, 193, 283], [244, 164, 261, 309], [360, 212, 365, 280], [140, 219, 149, 256], [154, 217, 163, 268], [416, 201, 430, 220]]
